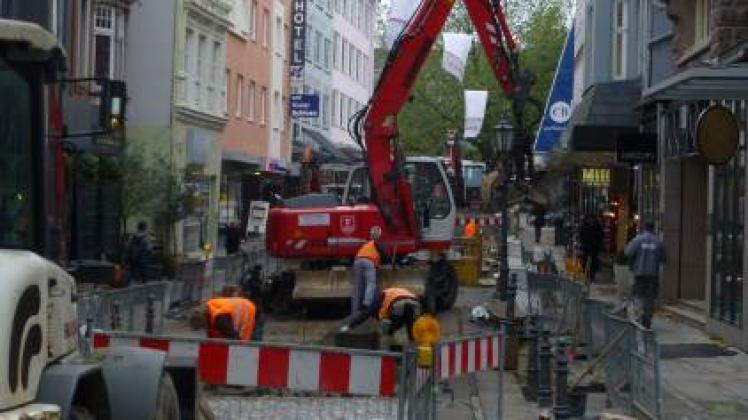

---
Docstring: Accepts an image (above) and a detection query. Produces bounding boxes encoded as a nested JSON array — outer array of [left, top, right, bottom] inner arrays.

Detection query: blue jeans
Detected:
[[348, 258, 377, 329]]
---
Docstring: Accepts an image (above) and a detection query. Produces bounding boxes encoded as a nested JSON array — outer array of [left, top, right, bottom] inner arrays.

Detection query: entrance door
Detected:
[[679, 157, 707, 300]]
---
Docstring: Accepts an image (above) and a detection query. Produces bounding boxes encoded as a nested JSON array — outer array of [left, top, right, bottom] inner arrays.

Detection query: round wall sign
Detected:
[[696, 105, 739, 165]]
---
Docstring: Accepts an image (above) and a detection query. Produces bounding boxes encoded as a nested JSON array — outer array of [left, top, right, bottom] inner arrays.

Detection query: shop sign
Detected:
[[696, 105, 739, 165], [581, 168, 610, 187], [616, 133, 657, 164], [290, 0, 307, 78]]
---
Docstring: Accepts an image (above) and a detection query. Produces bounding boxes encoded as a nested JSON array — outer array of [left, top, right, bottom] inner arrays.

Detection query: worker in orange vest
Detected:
[[464, 218, 478, 238], [378, 287, 421, 341], [341, 226, 386, 333], [189, 297, 260, 342]]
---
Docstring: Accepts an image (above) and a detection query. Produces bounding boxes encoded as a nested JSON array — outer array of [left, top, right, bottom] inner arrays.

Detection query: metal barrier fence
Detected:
[[77, 281, 171, 333], [602, 313, 661, 419], [581, 298, 614, 357], [91, 329, 506, 420], [524, 273, 587, 337]]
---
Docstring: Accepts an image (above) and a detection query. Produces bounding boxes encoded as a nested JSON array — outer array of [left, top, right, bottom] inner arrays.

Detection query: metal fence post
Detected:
[[553, 340, 570, 419], [524, 316, 539, 401], [146, 293, 155, 333], [398, 350, 409, 420], [498, 325, 506, 420], [506, 272, 517, 320], [111, 300, 121, 330], [537, 329, 553, 408]]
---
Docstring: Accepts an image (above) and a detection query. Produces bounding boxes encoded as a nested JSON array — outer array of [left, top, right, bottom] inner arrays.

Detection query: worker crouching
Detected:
[[378, 288, 421, 341], [189, 296, 262, 342]]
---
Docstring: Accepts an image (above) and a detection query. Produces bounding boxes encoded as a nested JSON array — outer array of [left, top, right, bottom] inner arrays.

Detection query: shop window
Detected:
[[93, 5, 114, 79], [695, 0, 711, 47]]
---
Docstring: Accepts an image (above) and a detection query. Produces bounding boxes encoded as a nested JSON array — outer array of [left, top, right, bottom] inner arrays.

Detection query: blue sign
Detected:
[[290, 94, 319, 118], [534, 25, 574, 153]]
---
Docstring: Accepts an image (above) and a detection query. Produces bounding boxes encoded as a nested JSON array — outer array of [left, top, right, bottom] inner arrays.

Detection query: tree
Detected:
[[380, 0, 571, 165]]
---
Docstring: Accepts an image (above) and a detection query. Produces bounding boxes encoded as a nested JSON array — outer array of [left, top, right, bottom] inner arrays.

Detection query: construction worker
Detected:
[[464, 218, 478, 238], [378, 287, 421, 341], [188, 296, 260, 342], [340, 226, 386, 333]]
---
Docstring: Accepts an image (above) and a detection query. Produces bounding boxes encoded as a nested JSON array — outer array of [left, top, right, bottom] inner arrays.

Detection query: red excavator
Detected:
[[266, 0, 538, 310]]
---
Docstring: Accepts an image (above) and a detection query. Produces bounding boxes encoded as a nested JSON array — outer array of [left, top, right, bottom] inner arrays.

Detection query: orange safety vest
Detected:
[[378, 288, 417, 320], [464, 220, 478, 238], [356, 240, 381, 267], [206, 298, 256, 342]]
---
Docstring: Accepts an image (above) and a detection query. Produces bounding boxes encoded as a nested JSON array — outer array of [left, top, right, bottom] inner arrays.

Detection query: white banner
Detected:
[[385, 0, 420, 49], [442, 33, 473, 82], [464, 90, 488, 138]]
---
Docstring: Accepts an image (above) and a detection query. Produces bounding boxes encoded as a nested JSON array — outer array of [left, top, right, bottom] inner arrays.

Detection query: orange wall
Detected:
[[222, 12, 273, 160]]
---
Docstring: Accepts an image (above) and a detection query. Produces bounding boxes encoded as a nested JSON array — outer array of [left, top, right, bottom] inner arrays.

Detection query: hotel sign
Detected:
[[290, 0, 307, 78]]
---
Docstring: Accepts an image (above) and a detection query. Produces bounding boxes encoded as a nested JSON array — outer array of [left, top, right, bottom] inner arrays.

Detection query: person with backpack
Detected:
[[624, 221, 666, 328], [126, 221, 152, 284]]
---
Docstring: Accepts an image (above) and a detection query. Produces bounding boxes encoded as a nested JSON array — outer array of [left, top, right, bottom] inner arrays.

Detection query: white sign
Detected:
[[442, 33, 473, 82], [549, 101, 571, 124], [298, 213, 330, 226], [464, 90, 488, 138]]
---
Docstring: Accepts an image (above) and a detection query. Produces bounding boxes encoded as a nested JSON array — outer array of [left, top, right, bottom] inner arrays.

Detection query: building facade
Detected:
[[127, 0, 231, 257], [641, 0, 748, 349], [330, 0, 376, 148]]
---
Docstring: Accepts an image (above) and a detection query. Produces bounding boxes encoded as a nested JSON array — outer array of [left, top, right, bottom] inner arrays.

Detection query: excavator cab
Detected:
[[342, 156, 455, 247]]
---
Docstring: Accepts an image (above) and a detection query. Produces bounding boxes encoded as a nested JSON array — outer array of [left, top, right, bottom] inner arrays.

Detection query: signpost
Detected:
[[290, 94, 319, 118]]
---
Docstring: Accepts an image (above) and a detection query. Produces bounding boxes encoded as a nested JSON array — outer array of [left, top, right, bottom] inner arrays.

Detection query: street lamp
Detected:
[[493, 115, 515, 302]]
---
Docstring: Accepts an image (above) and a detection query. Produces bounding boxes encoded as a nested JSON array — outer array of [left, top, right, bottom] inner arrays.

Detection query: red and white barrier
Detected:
[[93, 333, 397, 397], [437, 335, 502, 381], [455, 215, 502, 227]]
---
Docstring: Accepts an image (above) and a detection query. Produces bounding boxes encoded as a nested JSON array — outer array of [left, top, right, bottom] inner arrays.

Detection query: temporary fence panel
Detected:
[[91, 331, 399, 398], [602, 313, 632, 411], [581, 299, 614, 357], [402, 350, 437, 420], [77, 281, 170, 333], [629, 322, 661, 419]]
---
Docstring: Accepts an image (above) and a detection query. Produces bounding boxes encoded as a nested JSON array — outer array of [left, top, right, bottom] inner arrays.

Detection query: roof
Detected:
[[643, 65, 748, 101], [0, 18, 66, 61], [560, 79, 641, 152]]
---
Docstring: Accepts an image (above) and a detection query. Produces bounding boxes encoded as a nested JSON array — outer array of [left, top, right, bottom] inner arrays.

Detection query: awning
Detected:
[[222, 150, 262, 167], [560, 79, 641, 152], [295, 127, 353, 163], [643, 64, 748, 101]]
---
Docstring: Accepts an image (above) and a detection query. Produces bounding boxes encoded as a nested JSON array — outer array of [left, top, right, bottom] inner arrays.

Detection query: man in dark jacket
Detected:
[[625, 221, 666, 328], [579, 215, 604, 283], [126, 221, 152, 284]]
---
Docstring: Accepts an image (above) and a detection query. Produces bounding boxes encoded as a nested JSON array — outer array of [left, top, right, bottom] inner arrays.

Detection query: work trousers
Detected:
[[632, 275, 658, 329], [348, 257, 377, 329]]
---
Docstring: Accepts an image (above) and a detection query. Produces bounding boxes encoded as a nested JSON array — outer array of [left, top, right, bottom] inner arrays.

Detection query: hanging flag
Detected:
[[464, 90, 488, 138], [442, 33, 473, 82], [385, 0, 420, 49], [534, 25, 574, 153]]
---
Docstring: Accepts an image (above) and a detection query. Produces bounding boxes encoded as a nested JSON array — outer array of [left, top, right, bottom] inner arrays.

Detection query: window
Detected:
[[263, 9, 270, 47], [224, 69, 230, 114], [335, 0, 341, 14], [93, 5, 114, 78], [357, 0, 363, 29], [306, 27, 314, 62], [612, 0, 627, 79], [404, 161, 452, 220], [351, 0, 357, 26], [343, 0, 349, 19], [333, 32, 340, 69], [196, 35, 206, 105], [348, 44, 354, 76], [275, 16, 283, 55], [184, 28, 194, 101], [250, 0, 258, 40], [260, 87, 267, 124], [274, 92, 281, 129], [341, 39, 348, 73], [209, 41, 221, 111], [315, 31, 323, 64], [338, 93, 345, 126], [248, 81, 256, 121], [332, 90, 339, 126], [324, 38, 331, 69], [323, 94, 330, 127], [695, 0, 711, 45], [235, 75, 243, 117], [356, 50, 362, 82]]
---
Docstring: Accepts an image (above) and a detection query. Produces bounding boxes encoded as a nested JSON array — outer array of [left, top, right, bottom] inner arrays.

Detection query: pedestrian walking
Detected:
[[340, 226, 386, 333], [624, 221, 666, 329], [464, 218, 478, 238], [579, 214, 604, 283], [533, 205, 546, 243], [188, 296, 261, 342], [126, 221, 152, 284]]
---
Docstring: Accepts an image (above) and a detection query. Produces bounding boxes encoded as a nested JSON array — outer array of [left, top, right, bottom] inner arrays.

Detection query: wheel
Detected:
[[69, 406, 95, 420], [153, 372, 180, 420], [268, 271, 295, 314], [428, 259, 459, 311]]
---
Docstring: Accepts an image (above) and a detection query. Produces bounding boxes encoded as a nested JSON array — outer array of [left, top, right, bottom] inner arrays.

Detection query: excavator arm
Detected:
[[353, 0, 532, 240]]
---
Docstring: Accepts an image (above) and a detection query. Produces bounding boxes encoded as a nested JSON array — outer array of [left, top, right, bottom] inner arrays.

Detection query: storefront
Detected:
[[642, 65, 748, 349]]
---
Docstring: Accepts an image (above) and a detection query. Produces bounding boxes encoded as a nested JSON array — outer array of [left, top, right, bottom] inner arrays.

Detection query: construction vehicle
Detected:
[[0, 19, 195, 419], [266, 0, 537, 310]]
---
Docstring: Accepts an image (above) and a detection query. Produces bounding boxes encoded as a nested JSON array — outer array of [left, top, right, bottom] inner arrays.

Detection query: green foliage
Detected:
[[391, 0, 571, 166]]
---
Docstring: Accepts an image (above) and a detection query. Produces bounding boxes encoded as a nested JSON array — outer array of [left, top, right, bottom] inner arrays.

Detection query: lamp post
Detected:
[[493, 116, 514, 301]]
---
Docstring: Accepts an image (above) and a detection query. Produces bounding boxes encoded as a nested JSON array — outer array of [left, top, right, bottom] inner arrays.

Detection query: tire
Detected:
[[69, 406, 95, 420], [153, 372, 180, 420], [429, 260, 459, 311]]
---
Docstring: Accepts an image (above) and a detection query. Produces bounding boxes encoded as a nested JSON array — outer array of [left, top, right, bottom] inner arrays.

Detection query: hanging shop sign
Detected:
[[696, 105, 739, 165], [616, 133, 657, 164], [581, 168, 610, 187], [290, 0, 307, 78], [290, 94, 319, 117]]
